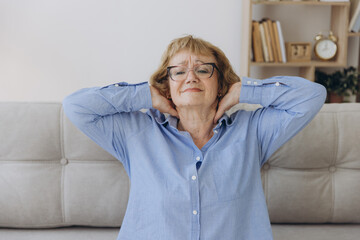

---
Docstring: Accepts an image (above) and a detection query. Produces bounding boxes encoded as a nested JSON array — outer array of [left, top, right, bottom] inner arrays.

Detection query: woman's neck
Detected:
[[177, 106, 217, 149]]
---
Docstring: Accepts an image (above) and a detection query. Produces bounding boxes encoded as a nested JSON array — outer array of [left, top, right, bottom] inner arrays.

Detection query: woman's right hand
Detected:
[[149, 85, 179, 118]]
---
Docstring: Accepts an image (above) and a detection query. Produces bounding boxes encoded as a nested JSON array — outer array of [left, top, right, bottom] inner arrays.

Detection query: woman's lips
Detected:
[[183, 88, 202, 92]]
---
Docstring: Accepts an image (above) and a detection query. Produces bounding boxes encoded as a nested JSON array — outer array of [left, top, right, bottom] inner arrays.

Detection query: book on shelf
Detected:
[[266, 19, 279, 62], [276, 21, 287, 63], [349, 0, 360, 32], [251, 19, 286, 63], [272, 21, 283, 63], [262, 19, 274, 62], [352, 13, 360, 32], [350, 0, 359, 19], [259, 23, 270, 62], [252, 21, 264, 62]]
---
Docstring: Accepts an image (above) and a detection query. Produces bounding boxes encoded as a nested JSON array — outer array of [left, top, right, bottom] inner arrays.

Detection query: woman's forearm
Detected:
[[239, 76, 327, 116], [62, 81, 152, 126]]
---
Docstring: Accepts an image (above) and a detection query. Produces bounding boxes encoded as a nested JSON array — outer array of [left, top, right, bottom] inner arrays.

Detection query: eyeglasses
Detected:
[[167, 63, 220, 82]]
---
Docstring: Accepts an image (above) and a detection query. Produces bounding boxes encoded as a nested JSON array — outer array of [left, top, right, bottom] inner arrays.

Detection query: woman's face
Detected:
[[168, 49, 219, 110]]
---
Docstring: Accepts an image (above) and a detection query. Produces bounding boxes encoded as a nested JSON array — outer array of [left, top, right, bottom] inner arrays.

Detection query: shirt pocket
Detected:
[[211, 142, 252, 202]]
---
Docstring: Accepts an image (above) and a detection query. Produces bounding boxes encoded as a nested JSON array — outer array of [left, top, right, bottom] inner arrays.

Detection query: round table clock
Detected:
[[314, 31, 338, 61]]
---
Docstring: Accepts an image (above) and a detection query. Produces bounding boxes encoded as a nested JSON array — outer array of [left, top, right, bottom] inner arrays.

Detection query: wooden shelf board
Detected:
[[348, 32, 360, 37], [250, 61, 346, 67], [252, 1, 350, 6]]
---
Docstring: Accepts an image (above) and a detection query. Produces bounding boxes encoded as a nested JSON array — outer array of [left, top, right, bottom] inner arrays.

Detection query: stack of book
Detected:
[[251, 18, 286, 63], [349, 0, 360, 32]]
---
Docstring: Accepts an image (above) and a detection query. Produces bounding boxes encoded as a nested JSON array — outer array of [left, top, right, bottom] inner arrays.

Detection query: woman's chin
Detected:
[[174, 99, 217, 109]]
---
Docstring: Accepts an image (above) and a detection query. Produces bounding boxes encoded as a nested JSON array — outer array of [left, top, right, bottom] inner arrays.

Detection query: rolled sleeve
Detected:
[[239, 76, 327, 166], [62, 81, 153, 173]]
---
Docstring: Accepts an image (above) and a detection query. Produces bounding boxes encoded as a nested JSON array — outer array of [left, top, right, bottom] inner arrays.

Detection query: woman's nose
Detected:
[[185, 69, 199, 83]]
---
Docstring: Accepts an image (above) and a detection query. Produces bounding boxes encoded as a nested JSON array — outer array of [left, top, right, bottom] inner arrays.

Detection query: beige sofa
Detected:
[[0, 102, 359, 240]]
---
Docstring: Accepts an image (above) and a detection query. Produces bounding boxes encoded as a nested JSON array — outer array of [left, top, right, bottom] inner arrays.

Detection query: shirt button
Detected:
[[196, 156, 200, 161], [275, 82, 280, 86], [254, 81, 258, 85], [114, 83, 119, 87], [247, 81, 251, 84], [214, 130, 218, 134], [193, 210, 198, 215], [192, 175, 197, 180]]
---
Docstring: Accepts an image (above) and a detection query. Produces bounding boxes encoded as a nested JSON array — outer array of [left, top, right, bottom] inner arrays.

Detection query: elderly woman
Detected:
[[63, 35, 326, 240]]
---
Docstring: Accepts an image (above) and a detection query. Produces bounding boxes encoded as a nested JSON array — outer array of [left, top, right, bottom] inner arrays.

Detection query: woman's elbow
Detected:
[[62, 94, 85, 124], [313, 82, 327, 107], [62, 94, 75, 116]]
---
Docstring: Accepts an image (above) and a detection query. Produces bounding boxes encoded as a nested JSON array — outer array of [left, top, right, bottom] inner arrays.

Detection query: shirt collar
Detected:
[[147, 108, 231, 130]]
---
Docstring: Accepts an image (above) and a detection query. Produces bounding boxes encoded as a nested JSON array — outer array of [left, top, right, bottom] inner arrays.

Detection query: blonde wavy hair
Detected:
[[149, 35, 240, 98]]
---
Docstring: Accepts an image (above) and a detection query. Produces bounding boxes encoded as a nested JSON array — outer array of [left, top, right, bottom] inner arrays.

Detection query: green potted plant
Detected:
[[315, 67, 359, 103], [315, 69, 343, 103], [342, 66, 359, 103]]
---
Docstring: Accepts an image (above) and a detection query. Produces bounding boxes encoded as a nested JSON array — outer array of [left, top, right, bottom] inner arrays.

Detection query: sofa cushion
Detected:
[[1, 224, 360, 240], [0, 103, 129, 228], [272, 224, 360, 240], [0, 227, 119, 240], [262, 103, 360, 223]]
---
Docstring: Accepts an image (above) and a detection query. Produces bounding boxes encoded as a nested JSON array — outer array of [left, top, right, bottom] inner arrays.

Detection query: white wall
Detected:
[[2, 1, 357, 102], [0, 0, 243, 102]]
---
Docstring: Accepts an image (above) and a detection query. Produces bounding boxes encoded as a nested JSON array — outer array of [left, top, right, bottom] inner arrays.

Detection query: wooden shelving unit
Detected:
[[240, 0, 351, 81]]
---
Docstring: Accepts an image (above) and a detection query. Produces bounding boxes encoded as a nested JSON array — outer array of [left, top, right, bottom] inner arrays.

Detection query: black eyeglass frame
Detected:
[[166, 62, 221, 81]]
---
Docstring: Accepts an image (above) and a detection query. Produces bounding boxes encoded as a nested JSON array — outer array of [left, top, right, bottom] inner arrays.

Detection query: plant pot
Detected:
[[329, 92, 343, 103], [343, 90, 357, 103]]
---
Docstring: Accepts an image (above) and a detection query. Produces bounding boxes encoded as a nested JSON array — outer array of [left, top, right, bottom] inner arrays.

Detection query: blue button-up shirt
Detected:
[[63, 76, 326, 240]]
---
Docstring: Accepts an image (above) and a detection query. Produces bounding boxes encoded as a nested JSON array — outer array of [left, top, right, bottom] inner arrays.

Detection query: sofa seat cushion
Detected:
[[272, 224, 360, 240], [1, 224, 359, 240], [0, 227, 119, 240]]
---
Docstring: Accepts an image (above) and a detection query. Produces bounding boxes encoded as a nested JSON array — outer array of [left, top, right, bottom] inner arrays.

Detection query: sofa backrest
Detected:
[[0, 102, 359, 228]]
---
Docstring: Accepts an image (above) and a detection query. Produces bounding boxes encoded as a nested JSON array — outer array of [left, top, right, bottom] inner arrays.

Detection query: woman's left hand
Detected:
[[213, 81, 242, 124]]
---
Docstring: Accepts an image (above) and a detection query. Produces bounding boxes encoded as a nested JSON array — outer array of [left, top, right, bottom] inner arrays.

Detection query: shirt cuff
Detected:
[[239, 77, 263, 104], [103, 81, 153, 111]]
